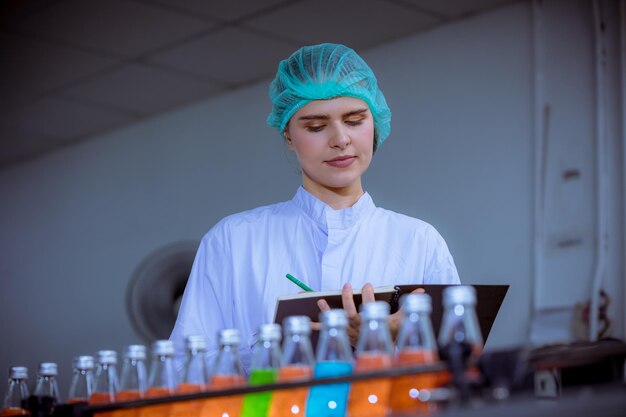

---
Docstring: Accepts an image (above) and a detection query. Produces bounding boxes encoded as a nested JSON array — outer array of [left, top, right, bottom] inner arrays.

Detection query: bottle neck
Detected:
[[282, 333, 315, 367], [182, 351, 207, 385], [439, 303, 483, 352], [4, 378, 29, 408], [74, 369, 92, 376], [148, 356, 177, 390], [355, 317, 393, 356], [93, 364, 119, 395], [396, 311, 437, 352], [317, 326, 353, 362], [69, 369, 94, 402], [34, 376, 60, 401], [212, 344, 244, 376], [251, 339, 281, 369], [119, 359, 147, 392]]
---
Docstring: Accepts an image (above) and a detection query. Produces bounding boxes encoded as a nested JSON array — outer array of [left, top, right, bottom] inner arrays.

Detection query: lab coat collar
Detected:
[[292, 186, 376, 230]]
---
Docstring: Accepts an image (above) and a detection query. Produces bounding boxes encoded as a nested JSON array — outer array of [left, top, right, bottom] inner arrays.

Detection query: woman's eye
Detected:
[[306, 125, 325, 132], [345, 119, 363, 126]]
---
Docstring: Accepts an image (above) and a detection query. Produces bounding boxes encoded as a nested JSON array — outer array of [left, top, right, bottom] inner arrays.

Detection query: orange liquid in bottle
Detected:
[[267, 365, 312, 417], [90, 392, 115, 405], [347, 353, 392, 417], [170, 383, 204, 417], [200, 375, 245, 417], [67, 398, 88, 405], [112, 390, 143, 417], [115, 391, 142, 401], [138, 387, 172, 417], [390, 349, 439, 414], [1, 408, 29, 416], [90, 392, 115, 417]]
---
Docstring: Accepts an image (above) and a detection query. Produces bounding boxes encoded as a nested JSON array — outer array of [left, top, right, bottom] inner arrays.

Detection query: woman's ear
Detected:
[[284, 129, 293, 149]]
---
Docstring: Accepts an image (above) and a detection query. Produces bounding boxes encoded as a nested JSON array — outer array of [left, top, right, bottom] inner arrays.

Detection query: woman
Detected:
[[170, 43, 459, 371]]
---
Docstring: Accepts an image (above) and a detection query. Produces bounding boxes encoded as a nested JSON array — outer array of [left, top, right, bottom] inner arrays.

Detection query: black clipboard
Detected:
[[274, 284, 509, 346], [412, 284, 509, 342]]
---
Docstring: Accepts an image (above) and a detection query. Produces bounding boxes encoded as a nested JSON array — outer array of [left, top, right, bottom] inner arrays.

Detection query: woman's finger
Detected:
[[388, 310, 402, 341], [317, 298, 331, 312], [362, 282, 376, 304], [341, 283, 358, 317]]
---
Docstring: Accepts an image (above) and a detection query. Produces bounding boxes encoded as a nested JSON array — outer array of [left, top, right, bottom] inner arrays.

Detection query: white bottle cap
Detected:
[[124, 345, 147, 360], [443, 285, 477, 307], [185, 335, 207, 351], [38, 362, 58, 376], [73, 356, 95, 370], [360, 301, 390, 319], [152, 340, 175, 356], [320, 309, 348, 328], [400, 293, 432, 313], [258, 323, 281, 341], [219, 329, 241, 346], [97, 350, 118, 365], [283, 316, 311, 335], [9, 366, 28, 379]]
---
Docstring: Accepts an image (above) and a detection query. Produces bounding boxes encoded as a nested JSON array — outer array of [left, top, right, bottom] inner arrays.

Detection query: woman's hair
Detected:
[[267, 43, 392, 149]]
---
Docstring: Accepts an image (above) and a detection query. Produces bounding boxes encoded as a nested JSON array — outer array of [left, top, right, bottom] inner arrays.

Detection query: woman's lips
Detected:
[[325, 155, 356, 168]]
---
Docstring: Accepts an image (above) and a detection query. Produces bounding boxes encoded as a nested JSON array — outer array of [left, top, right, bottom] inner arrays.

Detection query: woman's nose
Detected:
[[329, 124, 351, 149]]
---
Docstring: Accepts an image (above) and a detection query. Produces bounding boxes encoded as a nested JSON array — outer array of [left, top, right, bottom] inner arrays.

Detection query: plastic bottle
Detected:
[[390, 293, 439, 414], [241, 323, 282, 417], [438, 285, 483, 402], [305, 309, 353, 417], [347, 301, 393, 417], [138, 340, 177, 417], [117, 345, 148, 401], [170, 336, 208, 417], [68, 356, 95, 404], [28, 363, 60, 417], [90, 350, 119, 405], [2, 366, 30, 416], [110, 345, 148, 417], [268, 316, 315, 417], [439, 286, 483, 354], [202, 329, 246, 417], [180, 335, 209, 392]]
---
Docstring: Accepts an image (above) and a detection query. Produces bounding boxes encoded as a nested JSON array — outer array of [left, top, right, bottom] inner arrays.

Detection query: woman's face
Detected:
[[285, 96, 375, 198]]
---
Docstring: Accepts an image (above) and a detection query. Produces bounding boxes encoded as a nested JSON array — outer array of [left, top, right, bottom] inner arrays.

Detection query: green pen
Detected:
[[286, 273, 314, 292]]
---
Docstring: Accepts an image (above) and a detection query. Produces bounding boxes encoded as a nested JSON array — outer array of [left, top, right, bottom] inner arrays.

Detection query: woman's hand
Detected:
[[315, 282, 376, 347], [313, 284, 426, 346], [387, 287, 426, 341]]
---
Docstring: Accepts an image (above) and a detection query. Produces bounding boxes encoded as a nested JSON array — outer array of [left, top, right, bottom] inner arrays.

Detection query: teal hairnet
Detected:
[[267, 43, 392, 147]]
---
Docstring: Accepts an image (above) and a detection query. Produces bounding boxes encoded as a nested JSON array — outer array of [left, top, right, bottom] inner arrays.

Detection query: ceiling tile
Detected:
[[148, 27, 298, 84], [62, 63, 227, 115], [1, 97, 134, 139], [0, 0, 513, 169], [0, 33, 118, 106], [0, 0, 58, 24], [143, 0, 289, 21], [243, 0, 440, 50], [395, 0, 516, 19], [0, 124, 64, 167], [4, 0, 218, 57]]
